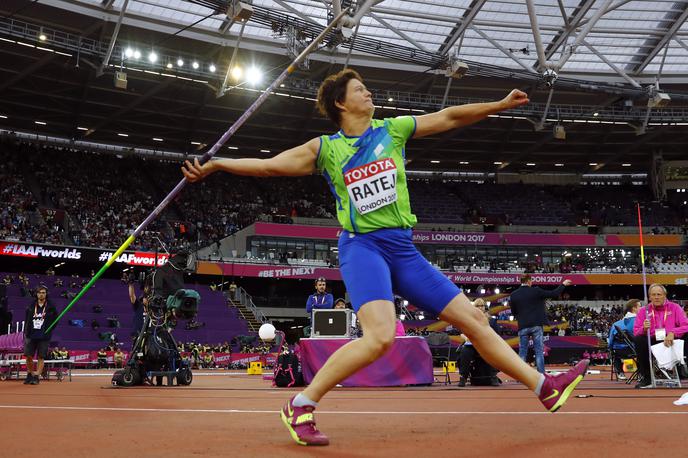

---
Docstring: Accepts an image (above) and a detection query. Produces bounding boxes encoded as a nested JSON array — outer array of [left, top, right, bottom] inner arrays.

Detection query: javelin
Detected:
[[47, 8, 351, 332], [637, 203, 654, 387]]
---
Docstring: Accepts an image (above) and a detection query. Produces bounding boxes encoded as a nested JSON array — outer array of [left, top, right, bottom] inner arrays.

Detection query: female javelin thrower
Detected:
[[182, 69, 589, 446]]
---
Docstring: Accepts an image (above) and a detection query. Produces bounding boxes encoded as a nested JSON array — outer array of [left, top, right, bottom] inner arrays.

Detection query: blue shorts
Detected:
[[338, 228, 461, 314]]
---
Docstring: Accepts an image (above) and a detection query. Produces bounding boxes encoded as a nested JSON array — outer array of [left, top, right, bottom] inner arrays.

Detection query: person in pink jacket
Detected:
[[633, 283, 688, 388]]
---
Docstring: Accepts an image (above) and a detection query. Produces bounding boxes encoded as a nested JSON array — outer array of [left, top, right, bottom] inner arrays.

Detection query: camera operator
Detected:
[[23, 285, 57, 385], [127, 271, 148, 339]]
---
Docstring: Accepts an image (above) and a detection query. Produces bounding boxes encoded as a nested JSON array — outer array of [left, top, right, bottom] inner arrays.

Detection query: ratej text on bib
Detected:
[[343, 158, 398, 215]]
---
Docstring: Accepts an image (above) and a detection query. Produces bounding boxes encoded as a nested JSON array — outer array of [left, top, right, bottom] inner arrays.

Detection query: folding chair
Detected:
[[425, 332, 452, 385], [614, 329, 640, 385], [649, 342, 682, 388]]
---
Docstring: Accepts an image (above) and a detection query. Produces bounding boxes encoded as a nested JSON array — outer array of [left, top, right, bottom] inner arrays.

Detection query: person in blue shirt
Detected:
[[306, 277, 334, 313], [607, 298, 641, 380]]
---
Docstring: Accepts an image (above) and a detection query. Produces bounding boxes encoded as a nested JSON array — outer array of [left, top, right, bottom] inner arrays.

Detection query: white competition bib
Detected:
[[343, 158, 398, 215], [33, 318, 44, 329]]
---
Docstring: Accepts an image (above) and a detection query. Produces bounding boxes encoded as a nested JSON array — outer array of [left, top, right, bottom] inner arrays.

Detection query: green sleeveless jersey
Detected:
[[316, 116, 418, 233]]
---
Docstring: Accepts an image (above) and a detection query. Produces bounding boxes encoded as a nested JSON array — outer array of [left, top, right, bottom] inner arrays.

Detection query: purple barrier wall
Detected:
[[2, 273, 251, 350]]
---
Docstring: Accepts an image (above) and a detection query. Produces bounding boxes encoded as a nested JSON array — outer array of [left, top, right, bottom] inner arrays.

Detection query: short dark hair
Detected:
[[520, 274, 532, 284], [36, 285, 48, 293], [625, 299, 641, 313], [316, 69, 363, 126]]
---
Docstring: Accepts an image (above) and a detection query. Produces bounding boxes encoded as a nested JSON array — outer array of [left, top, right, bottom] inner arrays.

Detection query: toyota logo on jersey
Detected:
[[343, 158, 398, 215]]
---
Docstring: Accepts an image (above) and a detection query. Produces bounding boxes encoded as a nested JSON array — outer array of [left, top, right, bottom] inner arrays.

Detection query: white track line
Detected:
[[0, 405, 686, 415], [66, 372, 251, 377]]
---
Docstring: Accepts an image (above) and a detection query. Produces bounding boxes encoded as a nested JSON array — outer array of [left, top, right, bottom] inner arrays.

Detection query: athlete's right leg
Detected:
[[302, 299, 396, 402]]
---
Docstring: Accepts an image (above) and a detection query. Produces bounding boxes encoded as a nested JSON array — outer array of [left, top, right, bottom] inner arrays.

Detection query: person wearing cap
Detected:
[[306, 277, 334, 313]]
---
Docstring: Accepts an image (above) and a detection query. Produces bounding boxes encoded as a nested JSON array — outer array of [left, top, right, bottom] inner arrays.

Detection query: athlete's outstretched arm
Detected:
[[181, 137, 320, 182], [413, 89, 529, 138]]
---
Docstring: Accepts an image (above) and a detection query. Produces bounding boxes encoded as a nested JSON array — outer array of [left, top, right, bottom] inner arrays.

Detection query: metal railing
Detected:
[[235, 287, 268, 325]]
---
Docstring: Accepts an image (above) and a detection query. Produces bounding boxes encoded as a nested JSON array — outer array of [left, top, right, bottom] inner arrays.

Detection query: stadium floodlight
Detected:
[[177, 58, 184, 67], [494, 287, 500, 294], [148, 51, 158, 63], [648, 92, 670, 108], [553, 124, 566, 140], [542, 68, 558, 88], [133, 50, 141, 59], [246, 66, 263, 85], [124, 47, 134, 58], [231, 66, 243, 80], [166, 62, 173, 69], [227, 0, 253, 22], [209, 64, 216, 72], [192, 61, 200, 69], [446, 55, 469, 79]]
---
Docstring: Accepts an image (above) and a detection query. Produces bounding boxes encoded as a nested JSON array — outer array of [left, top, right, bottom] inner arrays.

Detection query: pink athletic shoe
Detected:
[[538, 359, 590, 412], [280, 396, 329, 446]]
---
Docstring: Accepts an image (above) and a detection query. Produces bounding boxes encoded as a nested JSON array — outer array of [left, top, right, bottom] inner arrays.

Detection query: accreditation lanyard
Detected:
[[314, 293, 326, 305], [649, 306, 669, 329], [34, 303, 46, 319]]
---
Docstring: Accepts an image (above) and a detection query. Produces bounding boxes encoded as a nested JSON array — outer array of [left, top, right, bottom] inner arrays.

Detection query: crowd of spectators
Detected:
[[28, 144, 172, 251], [437, 250, 677, 275], [545, 303, 622, 336], [0, 141, 63, 244], [490, 301, 633, 338], [1, 138, 687, 252]]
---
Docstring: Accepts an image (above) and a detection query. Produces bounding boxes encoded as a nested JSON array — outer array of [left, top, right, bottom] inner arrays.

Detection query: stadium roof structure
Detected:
[[1, 0, 688, 174]]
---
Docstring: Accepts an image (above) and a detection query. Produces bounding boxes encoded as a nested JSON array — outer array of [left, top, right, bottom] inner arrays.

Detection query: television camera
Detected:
[[112, 249, 200, 387]]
